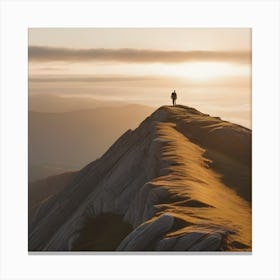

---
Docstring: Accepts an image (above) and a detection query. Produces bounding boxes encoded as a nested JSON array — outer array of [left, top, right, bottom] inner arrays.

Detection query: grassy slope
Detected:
[[151, 119, 251, 250]]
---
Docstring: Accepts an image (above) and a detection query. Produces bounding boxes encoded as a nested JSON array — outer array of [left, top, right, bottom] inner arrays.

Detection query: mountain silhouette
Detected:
[[29, 105, 251, 251]]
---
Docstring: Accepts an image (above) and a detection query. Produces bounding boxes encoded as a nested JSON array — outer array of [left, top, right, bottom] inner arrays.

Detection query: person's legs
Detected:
[[172, 98, 175, 106]]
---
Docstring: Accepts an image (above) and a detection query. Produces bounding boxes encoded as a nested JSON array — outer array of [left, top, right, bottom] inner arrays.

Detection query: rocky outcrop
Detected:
[[117, 214, 174, 251], [29, 105, 252, 252]]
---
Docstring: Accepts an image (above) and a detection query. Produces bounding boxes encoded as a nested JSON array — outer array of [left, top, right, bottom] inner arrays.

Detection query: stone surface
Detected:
[[188, 233, 223, 251], [117, 214, 174, 251], [155, 236, 178, 251], [173, 232, 207, 251]]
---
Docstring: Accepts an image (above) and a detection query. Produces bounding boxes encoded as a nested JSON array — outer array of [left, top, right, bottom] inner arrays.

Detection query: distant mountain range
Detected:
[[29, 94, 129, 113], [28, 104, 154, 181]]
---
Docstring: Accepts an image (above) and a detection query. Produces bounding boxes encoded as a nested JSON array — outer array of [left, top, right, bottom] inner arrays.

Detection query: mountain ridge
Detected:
[[29, 105, 251, 251]]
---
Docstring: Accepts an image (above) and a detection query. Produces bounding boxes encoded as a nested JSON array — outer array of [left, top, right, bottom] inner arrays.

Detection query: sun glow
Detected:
[[157, 62, 250, 81], [30, 61, 250, 83]]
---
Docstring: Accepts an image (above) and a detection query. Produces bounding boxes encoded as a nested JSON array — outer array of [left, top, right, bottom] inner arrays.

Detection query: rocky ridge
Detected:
[[29, 105, 251, 251]]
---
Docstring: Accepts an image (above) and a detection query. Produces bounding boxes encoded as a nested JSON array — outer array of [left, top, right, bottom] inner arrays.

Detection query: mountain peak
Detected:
[[29, 105, 251, 252]]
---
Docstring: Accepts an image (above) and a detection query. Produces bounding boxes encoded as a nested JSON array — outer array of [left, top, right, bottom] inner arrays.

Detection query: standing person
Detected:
[[171, 90, 177, 106]]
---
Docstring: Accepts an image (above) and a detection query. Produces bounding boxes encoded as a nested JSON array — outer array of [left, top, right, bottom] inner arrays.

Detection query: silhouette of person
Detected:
[[171, 90, 177, 106]]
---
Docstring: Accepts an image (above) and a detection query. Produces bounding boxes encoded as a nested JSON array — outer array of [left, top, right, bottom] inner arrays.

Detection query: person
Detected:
[[171, 90, 177, 106]]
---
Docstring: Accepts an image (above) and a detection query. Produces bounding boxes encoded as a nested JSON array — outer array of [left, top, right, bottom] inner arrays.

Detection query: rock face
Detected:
[[117, 214, 174, 251], [28, 105, 252, 252], [28, 171, 76, 220]]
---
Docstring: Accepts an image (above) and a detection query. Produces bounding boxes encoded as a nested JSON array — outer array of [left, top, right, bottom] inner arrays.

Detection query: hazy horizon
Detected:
[[29, 28, 251, 128]]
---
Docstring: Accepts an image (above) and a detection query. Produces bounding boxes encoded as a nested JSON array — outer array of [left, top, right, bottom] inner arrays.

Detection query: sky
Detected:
[[28, 28, 251, 128]]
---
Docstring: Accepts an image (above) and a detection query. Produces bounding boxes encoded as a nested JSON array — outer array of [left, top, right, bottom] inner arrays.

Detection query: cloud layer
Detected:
[[29, 46, 251, 64], [29, 74, 250, 88]]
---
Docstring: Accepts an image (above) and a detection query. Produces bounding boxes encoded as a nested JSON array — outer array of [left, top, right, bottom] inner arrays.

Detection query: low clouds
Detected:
[[29, 46, 251, 64], [28, 75, 160, 83], [29, 74, 250, 88]]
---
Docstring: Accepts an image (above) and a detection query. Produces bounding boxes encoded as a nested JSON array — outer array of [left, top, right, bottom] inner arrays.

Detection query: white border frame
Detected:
[[1, 0, 279, 279]]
